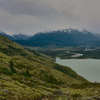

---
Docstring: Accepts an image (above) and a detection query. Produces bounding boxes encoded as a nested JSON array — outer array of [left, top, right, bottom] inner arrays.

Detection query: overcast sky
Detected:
[[0, 0, 100, 34]]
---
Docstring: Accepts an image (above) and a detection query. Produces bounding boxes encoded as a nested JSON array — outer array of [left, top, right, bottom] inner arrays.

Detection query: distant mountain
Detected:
[[0, 31, 13, 39], [0, 32, 30, 44], [24, 29, 100, 47], [1, 29, 100, 47], [12, 34, 31, 40]]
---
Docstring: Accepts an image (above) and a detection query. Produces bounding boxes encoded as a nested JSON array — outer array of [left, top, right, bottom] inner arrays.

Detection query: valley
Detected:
[[26, 46, 100, 59], [0, 35, 90, 100], [1, 0, 100, 99]]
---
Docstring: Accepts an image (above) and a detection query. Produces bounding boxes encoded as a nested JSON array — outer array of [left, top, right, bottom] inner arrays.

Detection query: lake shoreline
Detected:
[[56, 58, 100, 83]]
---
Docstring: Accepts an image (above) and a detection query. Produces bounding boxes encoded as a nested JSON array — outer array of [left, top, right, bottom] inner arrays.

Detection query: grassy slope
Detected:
[[0, 35, 100, 100]]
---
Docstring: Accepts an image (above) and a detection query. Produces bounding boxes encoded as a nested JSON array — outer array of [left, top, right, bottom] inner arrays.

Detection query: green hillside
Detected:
[[0, 35, 100, 100]]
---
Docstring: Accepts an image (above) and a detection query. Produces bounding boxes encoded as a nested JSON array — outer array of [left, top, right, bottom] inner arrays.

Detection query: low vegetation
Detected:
[[0, 35, 100, 100]]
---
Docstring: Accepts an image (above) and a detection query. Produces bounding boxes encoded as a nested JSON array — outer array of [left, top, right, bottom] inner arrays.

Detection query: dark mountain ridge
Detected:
[[1, 29, 100, 47]]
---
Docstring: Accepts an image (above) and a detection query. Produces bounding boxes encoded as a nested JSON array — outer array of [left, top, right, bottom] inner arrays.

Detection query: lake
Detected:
[[56, 58, 100, 82]]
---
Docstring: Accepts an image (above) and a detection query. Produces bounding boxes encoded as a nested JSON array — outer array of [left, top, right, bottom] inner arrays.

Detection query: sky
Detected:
[[0, 0, 100, 35]]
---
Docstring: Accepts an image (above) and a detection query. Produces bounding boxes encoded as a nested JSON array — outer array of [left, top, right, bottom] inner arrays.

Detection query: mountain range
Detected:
[[1, 29, 100, 47]]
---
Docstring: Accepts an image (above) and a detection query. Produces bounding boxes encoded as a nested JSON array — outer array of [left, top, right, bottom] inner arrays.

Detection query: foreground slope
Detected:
[[0, 35, 88, 100]]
